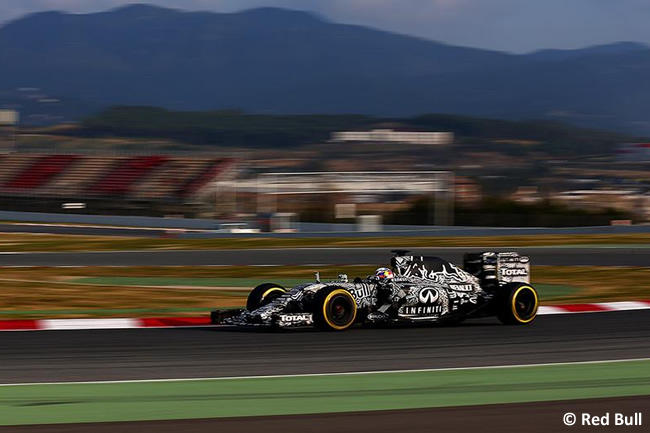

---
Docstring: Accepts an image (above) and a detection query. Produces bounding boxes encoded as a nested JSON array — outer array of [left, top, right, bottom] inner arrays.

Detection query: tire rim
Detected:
[[513, 287, 537, 322], [327, 294, 355, 327]]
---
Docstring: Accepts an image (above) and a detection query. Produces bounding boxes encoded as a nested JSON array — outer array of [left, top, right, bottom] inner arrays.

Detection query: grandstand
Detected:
[[0, 153, 239, 216]]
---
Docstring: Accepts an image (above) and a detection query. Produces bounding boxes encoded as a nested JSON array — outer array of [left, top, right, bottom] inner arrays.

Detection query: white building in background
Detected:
[[0, 110, 19, 153], [331, 129, 453, 146], [0, 110, 19, 126]]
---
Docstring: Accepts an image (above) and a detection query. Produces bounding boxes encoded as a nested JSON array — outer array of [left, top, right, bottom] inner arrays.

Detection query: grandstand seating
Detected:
[[0, 154, 43, 186], [4, 155, 79, 190], [130, 158, 214, 200], [0, 153, 237, 201], [89, 156, 168, 196], [180, 158, 235, 197], [42, 157, 121, 196]]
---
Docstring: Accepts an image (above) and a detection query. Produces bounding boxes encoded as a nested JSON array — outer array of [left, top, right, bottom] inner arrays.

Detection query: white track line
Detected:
[[2, 357, 649, 387]]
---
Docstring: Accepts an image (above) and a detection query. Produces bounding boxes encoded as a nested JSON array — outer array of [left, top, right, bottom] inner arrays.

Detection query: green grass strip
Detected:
[[533, 284, 579, 299], [1, 360, 649, 426]]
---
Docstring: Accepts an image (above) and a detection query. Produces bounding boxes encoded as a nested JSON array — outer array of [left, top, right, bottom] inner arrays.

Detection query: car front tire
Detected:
[[312, 286, 358, 331], [497, 283, 539, 325], [246, 283, 287, 311]]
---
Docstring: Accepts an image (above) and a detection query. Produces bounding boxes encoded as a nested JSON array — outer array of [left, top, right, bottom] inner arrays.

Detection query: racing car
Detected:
[[211, 250, 539, 331]]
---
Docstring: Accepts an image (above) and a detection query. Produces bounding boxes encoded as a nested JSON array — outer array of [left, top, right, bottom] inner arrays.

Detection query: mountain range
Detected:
[[1, 4, 650, 135]]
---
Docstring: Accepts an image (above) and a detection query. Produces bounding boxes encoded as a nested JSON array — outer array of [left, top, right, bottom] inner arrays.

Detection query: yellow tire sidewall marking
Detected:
[[323, 289, 357, 330], [511, 285, 538, 323], [261, 287, 285, 300]]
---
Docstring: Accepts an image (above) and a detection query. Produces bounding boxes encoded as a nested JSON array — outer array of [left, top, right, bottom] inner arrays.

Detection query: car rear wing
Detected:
[[463, 252, 530, 289]]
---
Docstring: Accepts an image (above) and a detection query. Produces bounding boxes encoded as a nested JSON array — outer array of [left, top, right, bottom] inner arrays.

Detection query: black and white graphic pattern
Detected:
[[216, 251, 529, 328]]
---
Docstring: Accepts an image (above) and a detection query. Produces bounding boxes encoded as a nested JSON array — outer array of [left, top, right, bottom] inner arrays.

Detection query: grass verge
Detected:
[[1, 360, 649, 426]]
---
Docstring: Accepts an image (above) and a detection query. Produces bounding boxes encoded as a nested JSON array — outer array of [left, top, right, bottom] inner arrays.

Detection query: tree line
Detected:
[[68, 106, 642, 155]]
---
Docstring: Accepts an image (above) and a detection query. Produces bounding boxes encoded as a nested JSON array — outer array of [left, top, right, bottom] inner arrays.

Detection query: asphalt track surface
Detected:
[[2, 246, 650, 267], [7, 396, 648, 433], [1, 311, 648, 384]]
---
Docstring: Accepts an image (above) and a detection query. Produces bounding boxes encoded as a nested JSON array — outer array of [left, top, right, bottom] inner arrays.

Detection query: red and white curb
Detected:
[[0, 301, 649, 332], [0, 317, 213, 331], [538, 300, 650, 315]]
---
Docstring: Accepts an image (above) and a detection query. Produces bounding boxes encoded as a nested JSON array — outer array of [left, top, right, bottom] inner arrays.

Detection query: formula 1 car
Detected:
[[211, 250, 539, 331]]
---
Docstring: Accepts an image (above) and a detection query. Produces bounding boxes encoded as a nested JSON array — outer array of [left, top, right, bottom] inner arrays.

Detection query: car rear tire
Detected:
[[497, 283, 538, 325], [313, 286, 357, 331], [246, 283, 287, 311]]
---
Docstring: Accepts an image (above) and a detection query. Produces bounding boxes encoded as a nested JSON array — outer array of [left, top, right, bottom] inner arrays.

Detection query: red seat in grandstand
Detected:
[[128, 158, 211, 200], [178, 158, 233, 197], [89, 156, 167, 196], [4, 155, 79, 190]]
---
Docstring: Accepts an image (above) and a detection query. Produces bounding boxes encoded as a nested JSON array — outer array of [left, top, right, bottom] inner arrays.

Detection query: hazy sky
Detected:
[[2, 0, 650, 53]]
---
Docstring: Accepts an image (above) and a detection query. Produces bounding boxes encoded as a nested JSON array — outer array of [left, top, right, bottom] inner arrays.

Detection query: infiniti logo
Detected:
[[419, 288, 439, 304]]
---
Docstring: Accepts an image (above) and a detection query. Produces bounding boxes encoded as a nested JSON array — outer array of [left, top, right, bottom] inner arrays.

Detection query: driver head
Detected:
[[375, 267, 394, 283]]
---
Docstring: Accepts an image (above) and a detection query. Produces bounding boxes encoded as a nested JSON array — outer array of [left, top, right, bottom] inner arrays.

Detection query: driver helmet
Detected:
[[375, 267, 394, 283]]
